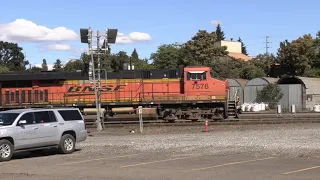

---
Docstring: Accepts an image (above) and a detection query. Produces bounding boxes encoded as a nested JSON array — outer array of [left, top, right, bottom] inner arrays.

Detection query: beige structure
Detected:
[[215, 40, 253, 61], [216, 40, 242, 53]]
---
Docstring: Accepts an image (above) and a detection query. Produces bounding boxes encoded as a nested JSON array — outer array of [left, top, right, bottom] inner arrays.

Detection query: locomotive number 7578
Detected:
[[192, 83, 209, 89]]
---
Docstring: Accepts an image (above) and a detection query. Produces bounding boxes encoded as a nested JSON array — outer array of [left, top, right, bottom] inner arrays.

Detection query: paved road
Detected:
[[0, 150, 319, 180]]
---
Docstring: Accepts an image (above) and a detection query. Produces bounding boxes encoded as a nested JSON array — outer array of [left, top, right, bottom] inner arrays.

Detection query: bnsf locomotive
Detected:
[[0, 66, 239, 122]]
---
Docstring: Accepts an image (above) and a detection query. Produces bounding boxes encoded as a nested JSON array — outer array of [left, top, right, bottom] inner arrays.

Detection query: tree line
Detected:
[[1, 25, 319, 80]]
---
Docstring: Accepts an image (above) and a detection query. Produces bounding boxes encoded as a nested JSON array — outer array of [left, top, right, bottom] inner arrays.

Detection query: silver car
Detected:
[[0, 107, 87, 162]]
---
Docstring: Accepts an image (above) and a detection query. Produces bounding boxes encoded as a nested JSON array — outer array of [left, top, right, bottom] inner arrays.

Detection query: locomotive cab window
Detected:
[[187, 71, 207, 80], [210, 71, 214, 78]]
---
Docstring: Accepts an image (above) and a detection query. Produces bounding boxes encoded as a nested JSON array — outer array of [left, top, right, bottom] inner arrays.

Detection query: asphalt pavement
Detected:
[[0, 150, 319, 180]]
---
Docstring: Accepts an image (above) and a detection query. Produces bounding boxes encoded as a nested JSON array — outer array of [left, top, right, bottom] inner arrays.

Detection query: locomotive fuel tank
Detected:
[[111, 107, 135, 114], [83, 108, 106, 116]]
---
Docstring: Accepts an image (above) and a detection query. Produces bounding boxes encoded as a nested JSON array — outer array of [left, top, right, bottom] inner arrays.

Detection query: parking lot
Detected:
[[1, 123, 319, 180]]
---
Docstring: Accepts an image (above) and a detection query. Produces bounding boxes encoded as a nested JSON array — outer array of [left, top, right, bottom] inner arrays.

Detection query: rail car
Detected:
[[0, 66, 240, 122]]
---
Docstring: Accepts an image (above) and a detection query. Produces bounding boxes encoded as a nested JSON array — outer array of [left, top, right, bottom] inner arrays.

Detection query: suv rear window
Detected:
[[58, 110, 83, 121]]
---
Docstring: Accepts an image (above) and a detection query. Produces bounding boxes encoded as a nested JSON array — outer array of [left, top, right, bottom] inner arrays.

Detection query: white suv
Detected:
[[0, 107, 87, 162]]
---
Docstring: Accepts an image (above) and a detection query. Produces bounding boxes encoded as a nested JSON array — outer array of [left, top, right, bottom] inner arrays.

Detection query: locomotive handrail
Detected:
[[234, 88, 239, 105]]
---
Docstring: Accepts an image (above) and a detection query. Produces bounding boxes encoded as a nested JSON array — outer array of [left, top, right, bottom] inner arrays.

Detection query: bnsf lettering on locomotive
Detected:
[[67, 86, 82, 92], [67, 85, 126, 93], [82, 86, 95, 92], [101, 86, 113, 92], [114, 85, 126, 91]]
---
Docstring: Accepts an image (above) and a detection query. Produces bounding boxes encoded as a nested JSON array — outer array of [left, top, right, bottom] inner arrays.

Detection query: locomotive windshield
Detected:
[[210, 71, 214, 78], [0, 113, 19, 126]]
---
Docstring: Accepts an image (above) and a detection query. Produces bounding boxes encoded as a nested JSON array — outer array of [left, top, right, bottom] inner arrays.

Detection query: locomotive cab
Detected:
[[183, 66, 228, 101]]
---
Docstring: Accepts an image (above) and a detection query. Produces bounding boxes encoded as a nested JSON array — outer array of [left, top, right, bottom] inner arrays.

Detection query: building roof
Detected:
[[228, 52, 253, 61], [235, 79, 249, 88], [278, 76, 320, 94], [227, 78, 249, 88], [245, 77, 279, 86]]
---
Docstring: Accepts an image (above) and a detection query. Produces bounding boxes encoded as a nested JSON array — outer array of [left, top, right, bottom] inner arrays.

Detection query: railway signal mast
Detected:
[[80, 27, 118, 131]]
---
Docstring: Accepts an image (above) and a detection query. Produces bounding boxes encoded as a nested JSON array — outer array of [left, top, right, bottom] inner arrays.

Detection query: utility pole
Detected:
[[80, 27, 118, 132], [264, 36, 271, 54], [96, 31, 104, 130], [85, 27, 102, 131]]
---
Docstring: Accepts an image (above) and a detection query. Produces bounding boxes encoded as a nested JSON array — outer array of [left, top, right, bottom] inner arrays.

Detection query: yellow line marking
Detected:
[[192, 157, 275, 171], [121, 156, 194, 168], [283, 166, 320, 175], [56, 154, 139, 166]]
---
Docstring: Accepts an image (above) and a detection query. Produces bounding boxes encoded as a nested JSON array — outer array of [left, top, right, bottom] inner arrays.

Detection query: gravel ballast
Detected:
[[79, 123, 320, 158]]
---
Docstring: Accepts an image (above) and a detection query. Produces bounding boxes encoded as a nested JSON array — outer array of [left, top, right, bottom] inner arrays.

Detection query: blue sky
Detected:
[[1, 0, 319, 68]]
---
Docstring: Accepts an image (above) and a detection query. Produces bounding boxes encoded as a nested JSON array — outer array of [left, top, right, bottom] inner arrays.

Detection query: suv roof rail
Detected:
[[24, 106, 78, 109]]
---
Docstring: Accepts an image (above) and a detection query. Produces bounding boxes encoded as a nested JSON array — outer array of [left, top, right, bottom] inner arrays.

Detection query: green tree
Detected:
[[251, 53, 277, 76], [134, 58, 155, 70], [237, 37, 248, 55], [41, 59, 48, 71], [78, 52, 112, 73], [256, 83, 283, 109], [215, 24, 225, 41], [313, 31, 320, 68], [111, 51, 130, 71], [315, 31, 320, 49], [183, 30, 228, 66], [150, 43, 182, 68], [53, 59, 62, 70], [100, 53, 113, 72], [130, 48, 139, 70], [211, 57, 243, 79], [131, 48, 139, 61], [277, 34, 316, 75], [240, 63, 266, 79], [0, 41, 28, 71], [63, 59, 84, 72], [0, 66, 10, 73], [303, 68, 320, 77], [29, 66, 42, 72]]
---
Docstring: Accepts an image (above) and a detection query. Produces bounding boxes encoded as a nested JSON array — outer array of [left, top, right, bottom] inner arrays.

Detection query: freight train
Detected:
[[0, 66, 240, 122]]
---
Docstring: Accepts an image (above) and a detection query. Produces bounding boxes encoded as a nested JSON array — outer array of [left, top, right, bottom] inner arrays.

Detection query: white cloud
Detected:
[[211, 20, 222, 26], [0, 19, 78, 43], [75, 48, 87, 53], [0, 19, 152, 50], [34, 64, 54, 71], [115, 32, 152, 44], [41, 44, 72, 51]]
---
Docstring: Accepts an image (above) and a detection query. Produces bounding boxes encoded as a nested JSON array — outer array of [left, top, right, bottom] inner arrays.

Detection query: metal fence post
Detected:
[[138, 106, 143, 133], [291, 104, 296, 116], [277, 105, 282, 117]]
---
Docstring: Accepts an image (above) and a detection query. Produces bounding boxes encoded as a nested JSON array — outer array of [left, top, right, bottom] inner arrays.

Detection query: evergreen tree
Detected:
[[131, 48, 139, 60], [215, 24, 225, 41], [129, 48, 139, 70], [41, 59, 48, 71], [53, 59, 62, 70], [238, 37, 248, 55]]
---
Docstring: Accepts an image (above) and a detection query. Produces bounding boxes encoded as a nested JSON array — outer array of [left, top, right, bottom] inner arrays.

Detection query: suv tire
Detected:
[[59, 134, 76, 154], [0, 139, 14, 162]]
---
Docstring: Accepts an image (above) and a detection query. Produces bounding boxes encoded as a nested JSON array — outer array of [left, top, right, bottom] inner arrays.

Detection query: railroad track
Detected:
[[84, 115, 320, 128]]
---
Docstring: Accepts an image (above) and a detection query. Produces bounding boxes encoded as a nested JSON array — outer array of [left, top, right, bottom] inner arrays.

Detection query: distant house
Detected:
[[215, 40, 253, 61]]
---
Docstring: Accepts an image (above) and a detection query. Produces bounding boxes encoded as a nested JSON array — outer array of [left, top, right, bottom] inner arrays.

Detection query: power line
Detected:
[[264, 36, 271, 54]]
